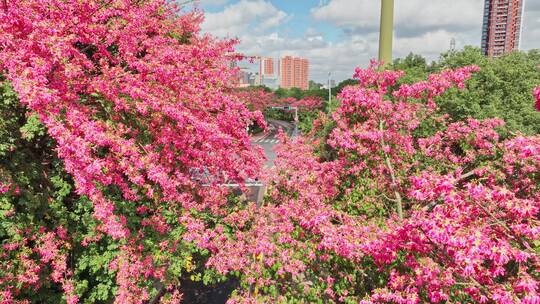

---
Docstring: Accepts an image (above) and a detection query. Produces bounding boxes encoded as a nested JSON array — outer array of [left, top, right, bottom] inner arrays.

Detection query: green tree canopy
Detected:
[[436, 47, 540, 135], [334, 79, 357, 95], [391, 47, 540, 135]]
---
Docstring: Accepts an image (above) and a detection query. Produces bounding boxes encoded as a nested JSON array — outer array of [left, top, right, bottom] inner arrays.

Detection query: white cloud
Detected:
[[199, 0, 229, 5], [312, 0, 484, 34], [394, 30, 456, 57], [308, 0, 540, 81], [521, 1, 540, 50], [227, 31, 375, 83], [201, 0, 540, 83], [202, 0, 289, 37], [201, 0, 375, 82], [312, 0, 539, 52]]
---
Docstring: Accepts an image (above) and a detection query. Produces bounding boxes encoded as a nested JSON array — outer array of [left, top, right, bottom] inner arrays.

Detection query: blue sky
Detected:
[[199, 0, 342, 41], [193, 0, 540, 83], [202, 1, 325, 36]]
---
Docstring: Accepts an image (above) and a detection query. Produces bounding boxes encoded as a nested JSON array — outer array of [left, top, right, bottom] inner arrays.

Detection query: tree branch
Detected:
[[379, 120, 403, 219], [147, 282, 167, 304]]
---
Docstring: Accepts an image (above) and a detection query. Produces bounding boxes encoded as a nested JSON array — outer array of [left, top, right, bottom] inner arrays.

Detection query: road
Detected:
[[251, 119, 296, 167]]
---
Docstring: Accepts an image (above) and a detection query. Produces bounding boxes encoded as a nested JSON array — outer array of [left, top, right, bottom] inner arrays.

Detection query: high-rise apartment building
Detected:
[[259, 57, 279, 89], [481, 0, 524, 57], [279, 56, 309, 90], [261, 57, 275, 76], [279, 56, 292, 89], [299, 59, 309, 90]]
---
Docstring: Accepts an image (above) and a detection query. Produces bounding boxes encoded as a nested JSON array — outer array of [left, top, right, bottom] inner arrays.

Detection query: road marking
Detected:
[[251, 138, 280, 144]]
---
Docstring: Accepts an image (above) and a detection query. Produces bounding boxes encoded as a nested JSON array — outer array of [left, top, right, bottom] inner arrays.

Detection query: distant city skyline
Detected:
[[234, 55, 309, 89], [198, 0, 540, 83]]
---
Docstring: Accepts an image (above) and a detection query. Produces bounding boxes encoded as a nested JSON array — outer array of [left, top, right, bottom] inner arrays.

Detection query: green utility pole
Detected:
[[378, 0, 394, 66]]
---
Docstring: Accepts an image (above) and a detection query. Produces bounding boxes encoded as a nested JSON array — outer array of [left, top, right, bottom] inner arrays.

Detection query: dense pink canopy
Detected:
[[0, 0, 263, 302], [0, 1, 539, 303], [210, 63, 540, 303]]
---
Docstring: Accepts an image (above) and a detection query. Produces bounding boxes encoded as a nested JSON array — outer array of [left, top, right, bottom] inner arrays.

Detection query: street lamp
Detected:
[[177, 0, 200, 6], [328, 71, 332, 107], [378, 0, 394, 66]]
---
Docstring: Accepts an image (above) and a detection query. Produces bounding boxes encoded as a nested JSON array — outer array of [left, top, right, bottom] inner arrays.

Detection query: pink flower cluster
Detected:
[[0, 182, 11, 194], [534, 86, 540, 111], [1, 1, 539, 303], [290, 97, 324, 110], [209, 64, 540, 303], [0, 1, 263, 302], [233, 88, 276, 112], [1, 229, 78, 304]]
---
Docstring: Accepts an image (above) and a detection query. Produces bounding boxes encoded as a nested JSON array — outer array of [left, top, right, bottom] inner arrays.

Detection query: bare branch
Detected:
[[379, 120, 403, 219]]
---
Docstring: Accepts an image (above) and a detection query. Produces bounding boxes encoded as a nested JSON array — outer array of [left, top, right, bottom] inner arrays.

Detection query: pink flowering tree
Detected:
[[232, 87, 277, 112], [1, 1, 539, 303], [0, 0, 264, 302], [291, 96, 324, 111], [208, 63, 540, 303]]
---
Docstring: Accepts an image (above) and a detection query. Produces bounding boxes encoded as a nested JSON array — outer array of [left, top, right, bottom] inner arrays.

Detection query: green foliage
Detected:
[[252, 85, 272, 93], [312, 117, 339, 162], [335, 178, 388, 219], [325, 96, 340, 114], [391, 47, 540, 135], [437, 48, 540, 135], [0, 79, 226, 302], [0, 80, 20, 157], [276, 87, 299, 99], [274, 87, 328, 101], [305, 88, 330, 100], [0, 79, 85, 302], [437, 46, 488, 69], [298, 111, 319, 133], [392, 52, 434, 85], [309, 80, 323, 90], [264, 108, 294, 122]]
